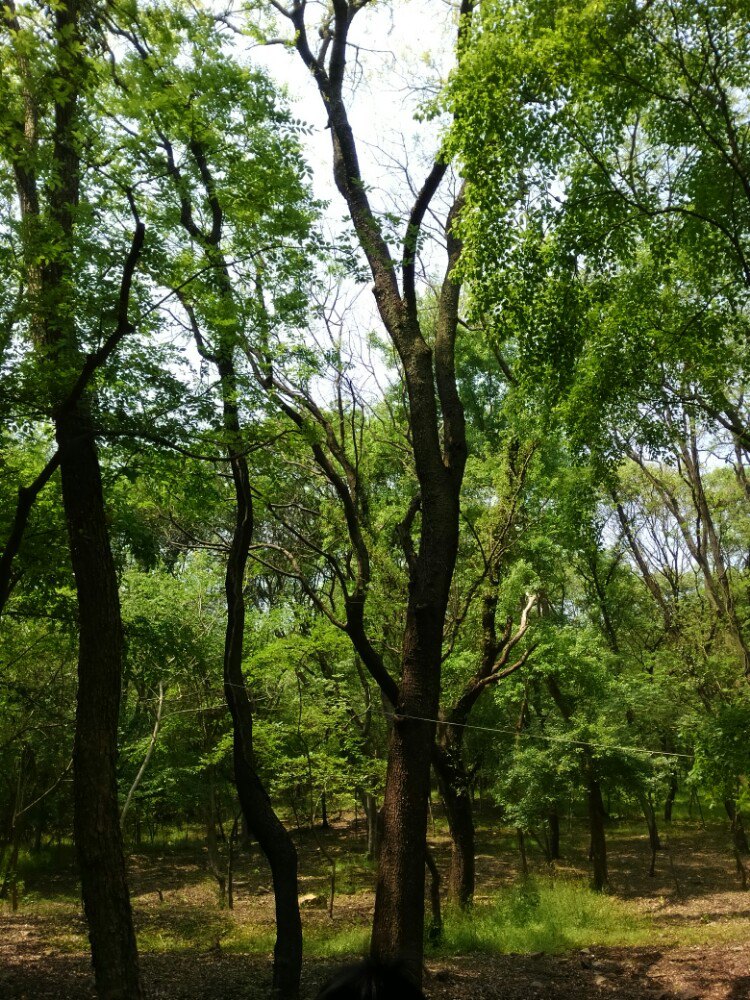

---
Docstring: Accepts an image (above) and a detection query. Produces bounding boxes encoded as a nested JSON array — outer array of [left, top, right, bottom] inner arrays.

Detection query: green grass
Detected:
[[436, 877, 653, 955], [136, 912, 369, 959], [224, 923, 370, 959]]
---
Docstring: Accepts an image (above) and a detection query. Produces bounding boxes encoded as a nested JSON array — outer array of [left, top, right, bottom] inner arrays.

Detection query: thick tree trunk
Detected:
[[8, 0, 144, 990], [371, 608, 445, 982], [58, 407, 143, 999], [587, 777, 609, 891]]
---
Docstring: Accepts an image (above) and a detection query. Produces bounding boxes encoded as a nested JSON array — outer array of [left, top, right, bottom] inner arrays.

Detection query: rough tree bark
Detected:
[[6, 1, 145, 994], [266, 0, 474, 980]]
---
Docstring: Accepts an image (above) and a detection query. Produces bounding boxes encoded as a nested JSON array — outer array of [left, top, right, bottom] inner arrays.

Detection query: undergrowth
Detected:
[[434, 877, 653, 955]]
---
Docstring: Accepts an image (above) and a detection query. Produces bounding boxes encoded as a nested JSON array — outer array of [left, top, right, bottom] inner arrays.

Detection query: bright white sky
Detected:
[[249, 1, 462, 393], [253, 1, 458, 206]]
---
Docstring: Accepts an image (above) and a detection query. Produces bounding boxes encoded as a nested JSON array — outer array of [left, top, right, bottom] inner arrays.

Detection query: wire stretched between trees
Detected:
[[385, 712, 694, 760]]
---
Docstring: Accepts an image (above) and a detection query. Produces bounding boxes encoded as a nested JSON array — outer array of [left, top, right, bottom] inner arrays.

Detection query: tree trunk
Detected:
[[638, 792, 661, 877], [357, 790, 379, 860], [587, 777, 609, 891], [0, 831, 21, 902], [7, 0, 144, 989], [277, 6, 471, 985], [230, 713, 302, 997], [517, 828, 529, 878], [664, 774, 678, 823], [175, 193, 304, 991], [371, 609, 445, 982], [205, 780, 227, 907], [644, 796, 661, 852], [219, 354, 302, 998], [59, 407, 144, 999], [547, 806, 561, 860], [725, 800, 750, 855], [433, 740, 475, 908], [424, 846, 443, 943]]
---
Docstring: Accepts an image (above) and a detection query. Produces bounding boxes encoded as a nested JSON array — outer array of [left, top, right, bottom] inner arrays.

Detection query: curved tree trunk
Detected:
[[219, 354, 303, 997]]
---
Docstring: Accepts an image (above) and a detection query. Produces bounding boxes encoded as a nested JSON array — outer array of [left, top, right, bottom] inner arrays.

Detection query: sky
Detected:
[[248, 1, 463, 394], [253, 1, 458, 206]]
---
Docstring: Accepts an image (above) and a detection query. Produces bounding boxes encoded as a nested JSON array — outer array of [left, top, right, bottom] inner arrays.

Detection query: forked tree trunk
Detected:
[[277, 3, 473, 983], [638, 792, 661, 877], [432, 589, 536, 910], [640, 793, 661, 851]]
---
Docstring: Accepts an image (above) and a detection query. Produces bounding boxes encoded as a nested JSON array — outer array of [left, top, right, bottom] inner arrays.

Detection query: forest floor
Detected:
[[2, 811, 750, 999]]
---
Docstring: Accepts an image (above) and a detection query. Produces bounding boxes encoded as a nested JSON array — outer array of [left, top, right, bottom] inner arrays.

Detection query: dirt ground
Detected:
[[2, 816, 749, 999]]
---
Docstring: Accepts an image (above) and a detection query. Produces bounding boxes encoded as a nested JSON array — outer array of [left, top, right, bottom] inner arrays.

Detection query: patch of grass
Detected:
[[436, 877, 653, 955], [224, 921, 369, 959], [16, 843, 76, 879], [304, 925, 369, 959], [136, 908, 234, 953], [658, 915, 750, 948]]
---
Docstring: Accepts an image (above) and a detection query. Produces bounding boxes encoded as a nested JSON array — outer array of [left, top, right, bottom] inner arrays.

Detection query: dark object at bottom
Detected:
[[317, 959, 426, 999]]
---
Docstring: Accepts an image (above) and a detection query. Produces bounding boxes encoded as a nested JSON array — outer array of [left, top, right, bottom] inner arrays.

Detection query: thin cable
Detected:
[[386, 712, 694, 760]]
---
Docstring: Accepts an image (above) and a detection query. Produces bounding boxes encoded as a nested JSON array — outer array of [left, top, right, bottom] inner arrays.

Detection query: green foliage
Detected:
[[438, 878, 652, 955]]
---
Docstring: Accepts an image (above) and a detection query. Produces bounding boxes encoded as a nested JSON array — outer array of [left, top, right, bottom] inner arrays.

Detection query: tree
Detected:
[[255, 0, 474, 977], [1, 2, 145, 993], [108, 9, 319, 988]]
